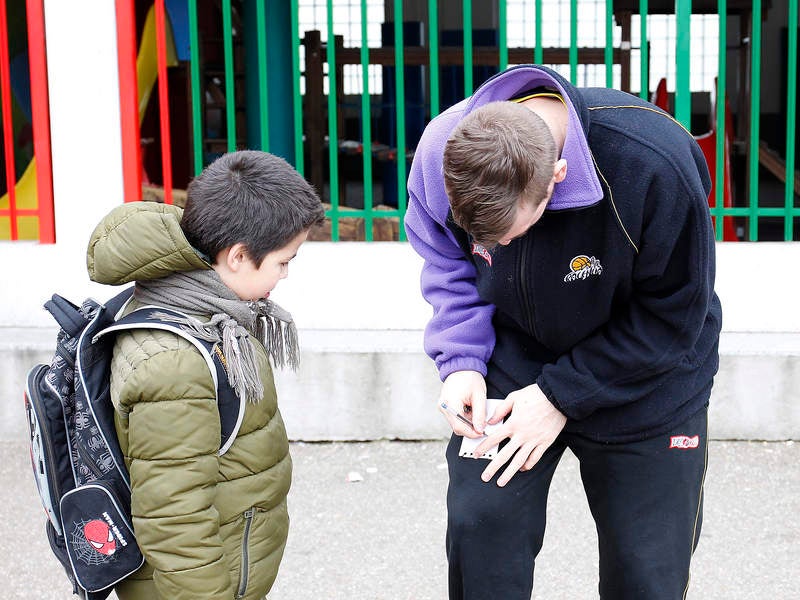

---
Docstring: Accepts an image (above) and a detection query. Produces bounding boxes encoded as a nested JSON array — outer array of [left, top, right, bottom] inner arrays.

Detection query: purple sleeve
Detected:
[[404, 108, 496, 381]]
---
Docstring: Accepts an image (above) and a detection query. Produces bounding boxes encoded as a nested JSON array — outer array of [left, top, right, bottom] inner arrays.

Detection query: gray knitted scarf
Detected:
[[134, 269, 299, 404]]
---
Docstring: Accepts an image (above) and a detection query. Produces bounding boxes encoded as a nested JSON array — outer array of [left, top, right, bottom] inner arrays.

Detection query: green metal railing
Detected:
[[714, 0, 726, 242], [179, 0, 798, 242], [787, 0, 799, 241]]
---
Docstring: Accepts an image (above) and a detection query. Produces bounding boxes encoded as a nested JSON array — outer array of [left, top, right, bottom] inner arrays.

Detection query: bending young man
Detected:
[[405, 64, 721, 599]]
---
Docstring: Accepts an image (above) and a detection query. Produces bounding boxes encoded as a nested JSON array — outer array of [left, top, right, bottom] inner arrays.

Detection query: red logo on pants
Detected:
[[669, 435, 699, 449]]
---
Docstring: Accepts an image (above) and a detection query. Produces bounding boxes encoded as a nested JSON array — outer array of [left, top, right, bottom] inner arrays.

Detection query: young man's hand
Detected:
[[439, 370, 487, 438], [473, 383, 567, 487]]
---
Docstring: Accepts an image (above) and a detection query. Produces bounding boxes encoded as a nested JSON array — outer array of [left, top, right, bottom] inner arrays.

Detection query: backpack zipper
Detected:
[[56, 340, 76, 367], [236, 508, 255, 598], [46, 519, 80, 593], [73, 436, 105, 483], [28, 370, 65, 481]]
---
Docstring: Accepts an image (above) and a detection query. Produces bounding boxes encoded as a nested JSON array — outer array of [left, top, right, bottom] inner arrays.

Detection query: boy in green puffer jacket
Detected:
[[86, 150, 325, 599]]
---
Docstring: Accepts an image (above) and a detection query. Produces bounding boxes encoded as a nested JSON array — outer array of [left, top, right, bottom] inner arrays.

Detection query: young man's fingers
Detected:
[[486, 396, 513, 425], [458, 422, 484, 438], [480, 438, 519, 482], [495, 442, 539, 487], [521, 443, 548, 473], [471, 425, 510, 459], [439, 405, 482, 438], [469, 395, 488, 435]]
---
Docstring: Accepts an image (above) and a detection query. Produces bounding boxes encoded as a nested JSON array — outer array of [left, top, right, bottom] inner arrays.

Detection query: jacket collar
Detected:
[[464, 65, 603, 211]]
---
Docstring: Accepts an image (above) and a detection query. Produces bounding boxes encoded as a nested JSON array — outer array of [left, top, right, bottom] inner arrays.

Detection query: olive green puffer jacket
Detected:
[[87, 202, 292, 600]]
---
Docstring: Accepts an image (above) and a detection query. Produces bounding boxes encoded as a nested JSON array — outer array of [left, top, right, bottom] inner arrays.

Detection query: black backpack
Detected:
[[23, 287, 243, 599]]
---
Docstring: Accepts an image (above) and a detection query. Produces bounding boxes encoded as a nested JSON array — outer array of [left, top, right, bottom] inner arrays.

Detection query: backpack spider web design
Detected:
[[69, 519, 119, 566]]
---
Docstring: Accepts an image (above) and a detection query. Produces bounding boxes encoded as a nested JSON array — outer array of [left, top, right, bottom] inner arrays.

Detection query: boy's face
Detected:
[[218, 230, 309, 301]]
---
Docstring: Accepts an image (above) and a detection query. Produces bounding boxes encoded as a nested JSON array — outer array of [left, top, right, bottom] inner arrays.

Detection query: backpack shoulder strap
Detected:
[[105, 287, 136, 317], [96, 306, 244, 456]]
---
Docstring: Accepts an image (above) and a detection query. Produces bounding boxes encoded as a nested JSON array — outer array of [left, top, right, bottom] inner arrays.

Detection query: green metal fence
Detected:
[[182, 0, 798, 242]]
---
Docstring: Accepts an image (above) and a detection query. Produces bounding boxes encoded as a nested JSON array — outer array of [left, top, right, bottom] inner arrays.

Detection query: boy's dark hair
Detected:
[[182, 150, 324, 265], [443, 101, 556, 247]]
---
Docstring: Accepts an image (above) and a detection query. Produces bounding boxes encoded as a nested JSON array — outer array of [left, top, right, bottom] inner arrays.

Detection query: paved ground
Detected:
[[2, 439, 797, 599]]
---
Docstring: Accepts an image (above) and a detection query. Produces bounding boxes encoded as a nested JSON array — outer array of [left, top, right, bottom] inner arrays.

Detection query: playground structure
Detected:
[[0, 159, 36, 239], [0, 1, 176, 241], [136, 3, 178, 189], [0, 0, 37, 241], [2, 1, 797, 243]]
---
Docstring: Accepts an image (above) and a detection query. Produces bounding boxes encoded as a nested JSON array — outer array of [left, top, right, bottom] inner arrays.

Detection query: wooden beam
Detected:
[[328, 45, 622, 67], [759, 141, 800, 197]]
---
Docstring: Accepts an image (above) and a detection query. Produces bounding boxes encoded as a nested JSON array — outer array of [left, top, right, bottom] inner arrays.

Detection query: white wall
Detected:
[[45, 0, 125, 248], [1, 1, 124, 325], [6, 239, 800, 334]]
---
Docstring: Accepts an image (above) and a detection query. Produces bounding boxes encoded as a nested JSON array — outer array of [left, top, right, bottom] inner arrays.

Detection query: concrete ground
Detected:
[[2, 439, 797, 599]]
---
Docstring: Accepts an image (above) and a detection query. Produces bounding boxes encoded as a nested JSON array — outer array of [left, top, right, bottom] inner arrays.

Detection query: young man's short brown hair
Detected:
[[443, 101, 557, 246]]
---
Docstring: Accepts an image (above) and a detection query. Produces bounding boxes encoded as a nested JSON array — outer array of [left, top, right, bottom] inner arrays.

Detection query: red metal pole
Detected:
[[115, 0, 142, 203], [154, 0, 173, 204], [0, 0, 18, 239], [26, 0, 55, 242]]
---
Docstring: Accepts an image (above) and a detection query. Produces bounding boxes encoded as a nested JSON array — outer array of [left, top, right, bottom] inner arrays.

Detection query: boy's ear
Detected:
[[218, 243, 249, 271]]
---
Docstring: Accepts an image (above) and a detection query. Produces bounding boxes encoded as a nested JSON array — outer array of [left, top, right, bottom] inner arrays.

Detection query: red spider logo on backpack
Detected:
[[83, 519, 116, 556]]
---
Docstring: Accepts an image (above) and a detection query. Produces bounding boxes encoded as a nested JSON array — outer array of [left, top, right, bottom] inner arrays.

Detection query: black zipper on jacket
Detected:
[[517, 236, 538, 338], [236, 508, 255, 598]]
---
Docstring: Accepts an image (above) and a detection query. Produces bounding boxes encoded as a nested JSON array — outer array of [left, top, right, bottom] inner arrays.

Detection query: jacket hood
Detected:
[[463, 64, 603, 210], [464, 65, 589, 126], [87, 201, 211, 285]]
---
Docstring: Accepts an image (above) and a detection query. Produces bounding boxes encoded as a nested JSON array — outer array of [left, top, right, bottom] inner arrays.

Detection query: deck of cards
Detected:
[[458, 398, 503, 460]]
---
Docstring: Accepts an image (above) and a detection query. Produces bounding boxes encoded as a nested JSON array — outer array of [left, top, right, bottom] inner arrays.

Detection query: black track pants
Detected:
[[445, 408, 708, 600]]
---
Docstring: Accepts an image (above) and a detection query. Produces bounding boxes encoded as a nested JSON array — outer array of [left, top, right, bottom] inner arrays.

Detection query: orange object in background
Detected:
[[695, 128, 739, 241], [652, 77, 669, 113], [651, 78, 738, 241]]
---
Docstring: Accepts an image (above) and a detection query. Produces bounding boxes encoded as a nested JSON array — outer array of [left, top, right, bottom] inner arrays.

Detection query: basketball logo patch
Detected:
[[563, 254, 603, 282]]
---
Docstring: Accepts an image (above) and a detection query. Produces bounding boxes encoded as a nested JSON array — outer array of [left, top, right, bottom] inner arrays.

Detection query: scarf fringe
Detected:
[[149, 311, 218, 342], [220, 318, 264, 404], [135, 271, 300, 407], [261, 315, 300, 371]]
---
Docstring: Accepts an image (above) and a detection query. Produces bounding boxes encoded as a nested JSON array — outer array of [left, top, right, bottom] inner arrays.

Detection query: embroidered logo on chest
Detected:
[[563, 255, 603, 282], [471, 243, 492, 266]]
